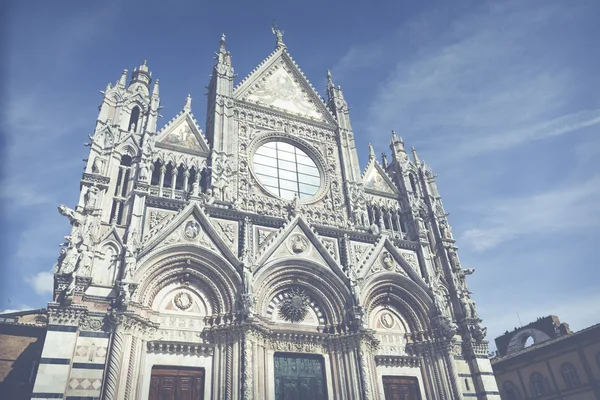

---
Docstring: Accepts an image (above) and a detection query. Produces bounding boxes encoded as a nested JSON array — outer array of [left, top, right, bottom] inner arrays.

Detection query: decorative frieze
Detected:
[[146, 341, 213, 356]]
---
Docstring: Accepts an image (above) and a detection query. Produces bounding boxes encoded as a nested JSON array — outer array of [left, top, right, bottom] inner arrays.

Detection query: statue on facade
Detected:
[[84, 185, 99, 211], [122, 244, 137, 281]]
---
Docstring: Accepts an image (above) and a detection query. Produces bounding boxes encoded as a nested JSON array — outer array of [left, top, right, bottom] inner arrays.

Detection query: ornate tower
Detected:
[[31, 29, 499, 400]]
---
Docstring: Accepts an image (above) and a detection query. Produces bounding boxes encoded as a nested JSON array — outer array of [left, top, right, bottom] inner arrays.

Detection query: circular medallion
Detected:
[[289, 234, 309, 254], [278, 288, 309, 323], [184, 221, 200, 240], [380, 312, 394, 329], [382, 252, 394, 270], [174, 292, 193, 310]]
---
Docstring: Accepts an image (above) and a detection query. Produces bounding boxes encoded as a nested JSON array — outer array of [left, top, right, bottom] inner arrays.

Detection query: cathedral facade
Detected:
[[31, 29, 499, 400]]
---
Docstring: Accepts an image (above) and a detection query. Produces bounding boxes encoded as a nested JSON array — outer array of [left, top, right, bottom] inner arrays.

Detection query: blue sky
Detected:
[[1, 0, 599, 349]]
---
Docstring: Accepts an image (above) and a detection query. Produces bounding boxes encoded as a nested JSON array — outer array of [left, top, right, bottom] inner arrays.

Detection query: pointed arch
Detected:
[[253, 258, 352, 329], [362, 272, 433, 333], [134, 244, 241, 315]]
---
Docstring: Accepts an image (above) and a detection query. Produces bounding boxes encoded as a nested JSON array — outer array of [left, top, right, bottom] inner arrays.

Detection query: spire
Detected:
[[118, 69, 128, 88], [152, 79, 160, 97], [368, 143, 376, 160], [327, 69, 334, 89], [271, 24, 285, 49], [391, 130, 403, 145], [184, 94, 192, 112], [219, 33, 227, 53], [412, 146, 421, 165]]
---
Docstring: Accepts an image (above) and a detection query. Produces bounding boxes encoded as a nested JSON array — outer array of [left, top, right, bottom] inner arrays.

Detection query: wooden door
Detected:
[[274, 354, 327, 400], [148, 366, 204, 400], [382, 376, 421, 400]]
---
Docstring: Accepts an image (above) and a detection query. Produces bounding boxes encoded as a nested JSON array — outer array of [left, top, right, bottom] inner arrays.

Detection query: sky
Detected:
[[1, 0, 599, 350]]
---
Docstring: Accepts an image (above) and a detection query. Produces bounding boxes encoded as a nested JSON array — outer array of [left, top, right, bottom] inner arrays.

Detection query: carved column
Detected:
[[242, 330, 253, 400], [103, 327, 125, 400], [171, 167, 178, 198], [358, 336, 378, 400], [183, 169, 190, 193], [443, 342, 462, 399], [158, 164, 166, 197]]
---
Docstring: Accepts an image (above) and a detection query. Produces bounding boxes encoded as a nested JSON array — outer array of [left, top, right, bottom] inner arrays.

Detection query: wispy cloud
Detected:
[[461, 175, 600, 251], [333, 1, 597, 159], [25, 271, 54, 296]]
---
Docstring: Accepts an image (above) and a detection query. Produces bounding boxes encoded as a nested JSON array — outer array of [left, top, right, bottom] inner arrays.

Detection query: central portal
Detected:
[[382, 376, 422, 400], [274, 353, 327, 400], [148, 366, 204, 400]]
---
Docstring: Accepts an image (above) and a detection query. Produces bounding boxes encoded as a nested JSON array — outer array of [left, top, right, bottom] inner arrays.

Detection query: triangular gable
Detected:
[[98, 226, 124, 248], [234, 48, 336, 125], [116, 130, 141, 153], [156, 112, 210, 154], [362, 160, 399, 196], [254, 216, 346, 281], [137, 203, 239, 268], [357, 236, 428, 291]]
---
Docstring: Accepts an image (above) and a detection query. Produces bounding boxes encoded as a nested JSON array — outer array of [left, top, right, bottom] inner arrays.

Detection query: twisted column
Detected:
[[103, 328, 125, 400], [226, 342, 233, 400], [242, 333, 253, 400]]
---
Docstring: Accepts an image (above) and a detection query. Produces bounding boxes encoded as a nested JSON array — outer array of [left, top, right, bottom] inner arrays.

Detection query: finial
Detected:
[[219, 33, 227, 52], [118, 69, 128, 87], [326, 69, 335, 90], [184, 94, 192, 111], [411, 146, 421, 165], [381, 153, 389, 168], [368, 143, 376, 160], [152, 79, 160, 97], [271, 23, 285, 48]]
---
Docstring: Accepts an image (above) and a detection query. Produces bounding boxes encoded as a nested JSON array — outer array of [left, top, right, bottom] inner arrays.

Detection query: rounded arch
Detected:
[[253, 258, 352, 328], [362, 273, 434, 332], [134, 244, 241, 315]]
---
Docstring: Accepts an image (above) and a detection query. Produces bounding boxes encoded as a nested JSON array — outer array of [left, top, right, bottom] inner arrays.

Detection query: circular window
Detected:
[[253, 141, 321, 200]]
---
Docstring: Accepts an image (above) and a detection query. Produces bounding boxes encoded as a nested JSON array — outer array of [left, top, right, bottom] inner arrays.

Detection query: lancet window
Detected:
[[110, 155, 132, 225], [128, 106, 140, 133]]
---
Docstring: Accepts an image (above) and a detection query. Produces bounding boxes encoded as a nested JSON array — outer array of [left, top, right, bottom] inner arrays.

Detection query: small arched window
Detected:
[[530, 372, 547, 397], [128, 106, 140, 132], [560, 363, 580, 389], [503, 381, 520, 400], [150, 160, 162, 186], [523, 335, 534, 348]]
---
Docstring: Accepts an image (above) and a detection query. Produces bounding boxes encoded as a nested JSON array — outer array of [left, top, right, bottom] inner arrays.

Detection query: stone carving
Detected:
[[380, 312, 394, 329], [184, 220, 201, 240], [278, 288, 309, 323], [149, 210, 169, 229], [353, 244, 368, 263], [246, 63, 323, 120], [216, 221, 235, 246], [381, 251, 394, 271], [91, 156, 106, 174], [211, 153, 234, 202], [289, 234, 308, 254], [401, 252, 418, 270], [174, 292, 193, 311], [80, 317, 105, 332], [122, 244, 137, 281], [84, 185, 99, 211]]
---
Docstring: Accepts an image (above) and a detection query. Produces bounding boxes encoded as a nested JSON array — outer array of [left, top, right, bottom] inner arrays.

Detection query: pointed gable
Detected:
[[254, 217, 346, 281], [156, 112, 210, 154], [362, 160, 399, 196], [138, 203, 239, 268], [234, 48, 336, 125], [357, 236, 428, 291]]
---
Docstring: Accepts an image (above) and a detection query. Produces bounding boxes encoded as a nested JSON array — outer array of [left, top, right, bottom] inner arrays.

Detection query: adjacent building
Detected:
[[27, 28, 500, 399], [0, 309, 47, 399], [492, 316, 600, 400]]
